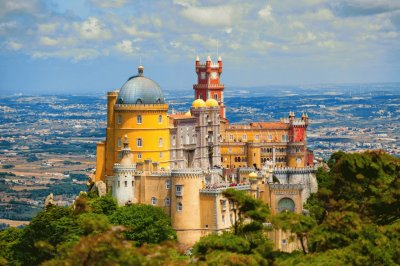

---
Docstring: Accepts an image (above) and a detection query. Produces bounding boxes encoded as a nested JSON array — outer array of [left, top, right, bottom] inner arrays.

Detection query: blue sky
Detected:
[[1, 0, 400, 95]]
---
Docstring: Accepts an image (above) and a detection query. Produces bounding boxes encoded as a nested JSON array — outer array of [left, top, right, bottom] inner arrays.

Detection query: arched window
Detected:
[[158, 115, 162, 124], [165, 197, 170, 206], [278, 198, 295, 212], [177, 202, 183, 212], [137, 115, 142, 124], [137, 138, 143, 147], [151, 197, 157, 206], [118, 115, 122, 124], [158, 138, 163, 147], [165, 179, 170, 189]]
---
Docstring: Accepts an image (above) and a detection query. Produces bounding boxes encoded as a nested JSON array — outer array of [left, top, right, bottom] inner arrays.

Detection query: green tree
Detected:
[[222, 188, 270, 235], [88, 194, 118, 216], [110, 204, 176, 246], [14, 206, 81, 265], [272, 211, 316, 254], [0, 227, 23, 265]]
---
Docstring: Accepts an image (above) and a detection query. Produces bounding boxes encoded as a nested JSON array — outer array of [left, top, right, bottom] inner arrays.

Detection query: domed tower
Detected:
[[194, 56, 225, 119], [112, 135, 136, 205], [191, 98, 221, 169], [101, 65, 170, 180]]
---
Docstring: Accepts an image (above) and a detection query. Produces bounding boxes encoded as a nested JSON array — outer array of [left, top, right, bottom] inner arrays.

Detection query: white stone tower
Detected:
[[112, 135, 136, 205]]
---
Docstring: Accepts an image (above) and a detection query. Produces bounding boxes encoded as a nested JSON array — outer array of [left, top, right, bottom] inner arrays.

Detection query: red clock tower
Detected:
[[194, 55, 226, 118]]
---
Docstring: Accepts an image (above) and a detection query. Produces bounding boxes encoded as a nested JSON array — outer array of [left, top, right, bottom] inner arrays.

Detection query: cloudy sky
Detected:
[[1, 0, 399, 94]]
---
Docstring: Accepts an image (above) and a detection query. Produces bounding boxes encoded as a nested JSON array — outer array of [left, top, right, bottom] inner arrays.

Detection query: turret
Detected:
[[218, 56, 222, 73], [112, 135, 136, 205]]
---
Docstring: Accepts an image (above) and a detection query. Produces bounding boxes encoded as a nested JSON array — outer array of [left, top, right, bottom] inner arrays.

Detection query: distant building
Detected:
[[94, 57, 317, 250]]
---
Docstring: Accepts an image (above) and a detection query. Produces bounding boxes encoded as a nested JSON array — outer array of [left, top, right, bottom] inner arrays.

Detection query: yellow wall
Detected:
[[105, 104, 170, 175], [95, 141, 105, 181]]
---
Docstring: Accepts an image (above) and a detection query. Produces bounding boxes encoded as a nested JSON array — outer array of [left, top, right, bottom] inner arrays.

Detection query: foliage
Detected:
[[0, 227, 23, 265], [272, 211, 316, 254], [14, 206, 81, 265], [222, 188, 270, 235], [110, 204, 176, 246], [88, 194, 118, 216]]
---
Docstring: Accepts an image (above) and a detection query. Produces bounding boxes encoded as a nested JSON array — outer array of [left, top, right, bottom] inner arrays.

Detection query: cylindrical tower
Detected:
[[170, 169, 203, 245], [112, 135, 136, 205]]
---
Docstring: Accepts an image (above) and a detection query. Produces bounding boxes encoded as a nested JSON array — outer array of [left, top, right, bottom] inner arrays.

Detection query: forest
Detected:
[[0, 150, 399, 266]]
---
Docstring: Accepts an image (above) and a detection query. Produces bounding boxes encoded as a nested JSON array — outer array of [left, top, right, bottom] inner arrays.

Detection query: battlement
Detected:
[[273, 166, 317, 174], [269, 183, 304, 190], [171, 168, 203, 177], [200, 183, 251, 194], [193, 84, 224, 89], [280, 117, 306, 126]]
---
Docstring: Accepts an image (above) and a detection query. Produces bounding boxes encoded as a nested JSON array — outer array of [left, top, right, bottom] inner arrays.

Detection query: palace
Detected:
[[94, 57, 318, 251]]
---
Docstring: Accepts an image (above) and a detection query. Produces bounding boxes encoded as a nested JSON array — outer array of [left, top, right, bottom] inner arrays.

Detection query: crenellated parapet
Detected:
[[273, 166, 317, 174]]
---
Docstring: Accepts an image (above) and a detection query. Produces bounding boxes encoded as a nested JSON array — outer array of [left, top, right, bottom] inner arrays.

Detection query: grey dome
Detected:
[[116, 66, 165, 105]]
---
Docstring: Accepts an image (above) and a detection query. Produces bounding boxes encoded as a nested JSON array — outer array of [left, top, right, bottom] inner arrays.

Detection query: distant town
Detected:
[[0, 83, 399, 225]]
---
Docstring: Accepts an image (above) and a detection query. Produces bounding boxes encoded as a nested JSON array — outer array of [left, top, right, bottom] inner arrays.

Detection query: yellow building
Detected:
[[93, 59, 318, 250]]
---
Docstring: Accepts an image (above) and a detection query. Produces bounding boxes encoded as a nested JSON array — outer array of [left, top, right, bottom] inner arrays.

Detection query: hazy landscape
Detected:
[[0, 83, 399, 224]]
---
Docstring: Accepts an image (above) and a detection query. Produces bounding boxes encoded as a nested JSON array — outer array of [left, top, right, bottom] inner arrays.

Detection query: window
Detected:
[[243, 134, 247, 140], [177, 202, 183, 212], [117, 137, 122, 147], [297, 157, 302, 165], [158, 115, 162, 124], [214, 93, 218, 100], [172, 136, 176, 146], [166, 179, 171, 189], [124, 181, 127, 187], [230, 213, 234, 224], [228, 147, 232, 153], [278, 198, 295, 212], [137, 115, 142, 124], [165, 197, 170, 206], [172, 150, 175, 158], [137, 138, 143, 147], [151, 197, 157, 206], [282, 135, 288, 142], [199, 93, 203, 100], [132, 181, 134, 186], [158, 138, 163, 147], [255, 135, 259, 140], [118, 152, 122, 160], [221, 200, 227, 211], [268, 134, 272, 140], [222, 215, 225, 225], [137, 152, 142, 159], [175, 185, 183, 196], [118, 115, 122, 124], [229, 134, 233, 141], [159, 152, 163, 158]]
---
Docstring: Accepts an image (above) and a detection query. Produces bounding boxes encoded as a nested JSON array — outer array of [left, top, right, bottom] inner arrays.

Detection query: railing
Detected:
[[193, 84, 224, 89]]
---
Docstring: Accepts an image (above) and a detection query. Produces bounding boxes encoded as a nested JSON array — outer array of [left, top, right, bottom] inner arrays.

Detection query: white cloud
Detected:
[[114, 40, 136, 55], [258, 4, 273, 21], [0, 0, 40, 16], [32, 48, 103, 61], [74, 17, 111, 40], [40, 36, 58, 46], [181, 5, 234, 26], [296, 31, 317, 44], [317, 40, 337, 48], [6, 40, 22, 50], [90, 0, 127, 8], [121, 23, 159, 38], [173, 0, 196, 7], [289, 21, 305, 29], [38, 23, 59, 34], [303, 9, 334, 21]]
